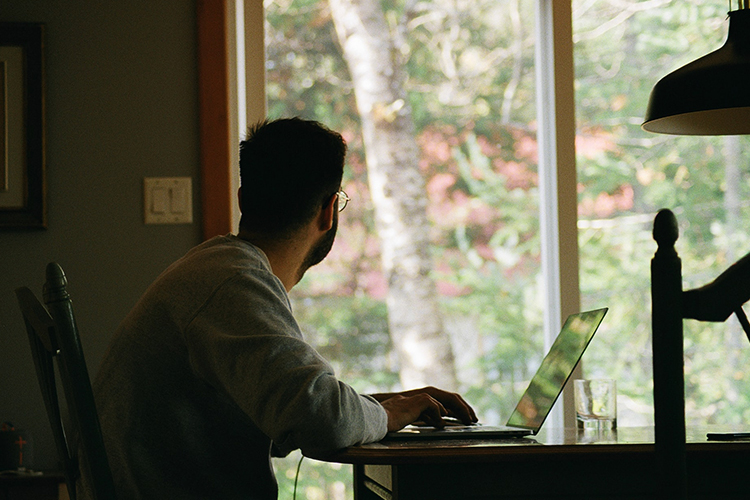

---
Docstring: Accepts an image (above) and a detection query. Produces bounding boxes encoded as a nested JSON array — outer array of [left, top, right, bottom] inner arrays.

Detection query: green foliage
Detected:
[[265, 0, 358, 133], [290, 294, 400, 392]]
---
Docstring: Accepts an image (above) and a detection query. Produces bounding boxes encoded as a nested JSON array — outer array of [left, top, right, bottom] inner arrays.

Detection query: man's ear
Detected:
[[318, 193, 337, 231]]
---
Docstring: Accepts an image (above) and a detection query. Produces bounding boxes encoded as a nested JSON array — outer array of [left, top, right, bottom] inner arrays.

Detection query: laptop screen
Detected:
[[506, 308, 608, 431]]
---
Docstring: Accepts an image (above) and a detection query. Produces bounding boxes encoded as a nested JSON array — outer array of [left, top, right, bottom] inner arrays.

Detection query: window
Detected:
[[574, 0, 750, 427], [256, 1, 575, 497], [231, 1, 750, 498], [262, 0, 583, 415]]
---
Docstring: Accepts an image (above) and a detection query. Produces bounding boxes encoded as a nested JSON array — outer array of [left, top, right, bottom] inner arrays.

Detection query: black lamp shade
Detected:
[[643, 9, 750, 135]]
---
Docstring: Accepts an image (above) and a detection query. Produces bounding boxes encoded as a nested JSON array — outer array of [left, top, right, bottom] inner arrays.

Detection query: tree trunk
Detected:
[[329, 0, 458, 390]]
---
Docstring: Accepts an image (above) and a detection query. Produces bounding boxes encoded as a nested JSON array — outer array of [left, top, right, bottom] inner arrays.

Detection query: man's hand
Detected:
[[370, 387, 478, 432]]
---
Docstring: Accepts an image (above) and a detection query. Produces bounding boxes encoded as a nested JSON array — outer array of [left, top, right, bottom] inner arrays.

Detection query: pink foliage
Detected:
[[576, 129, 616, 159], [362, 270, 388, 299], [494, 159, 537, 190], [427, 173, 456, 202], [436, 280, 469, 297], [466, 203, 494, 226], [578, 184, 635, 218], [417, 126, 460, 171], [512, 132, 538, 163]]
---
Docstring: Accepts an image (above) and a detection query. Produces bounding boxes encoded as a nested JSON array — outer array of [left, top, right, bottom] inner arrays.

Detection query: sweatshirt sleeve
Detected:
[[182, 271, 388, 457]]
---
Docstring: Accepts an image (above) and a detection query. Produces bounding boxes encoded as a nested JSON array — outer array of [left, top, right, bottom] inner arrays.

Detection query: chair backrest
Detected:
[[15, 262, 116, 500], [651, 209, 750, 499]]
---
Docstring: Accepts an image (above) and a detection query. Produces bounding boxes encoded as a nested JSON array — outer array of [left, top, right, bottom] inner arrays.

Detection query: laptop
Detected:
[[384, 307, 608, 440]]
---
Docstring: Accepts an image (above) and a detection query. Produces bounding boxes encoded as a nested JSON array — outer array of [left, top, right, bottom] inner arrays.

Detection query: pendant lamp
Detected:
[[643, 4, 750, 135]]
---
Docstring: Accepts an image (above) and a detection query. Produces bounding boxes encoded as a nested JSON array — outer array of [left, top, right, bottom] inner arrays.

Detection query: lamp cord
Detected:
[[292, 454, 304, 500]]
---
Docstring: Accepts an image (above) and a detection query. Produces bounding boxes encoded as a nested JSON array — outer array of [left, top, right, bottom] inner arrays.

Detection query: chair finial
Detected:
[[44, 262, 70, 303], [653, 209, 679, 256]]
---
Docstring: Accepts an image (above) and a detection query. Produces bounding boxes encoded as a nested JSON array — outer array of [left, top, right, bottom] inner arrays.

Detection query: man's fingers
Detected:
[[381, 393, 451, 432], [420, 387, 478, 423], [373, 387, 479, 425], [417, 395, 449, 427]]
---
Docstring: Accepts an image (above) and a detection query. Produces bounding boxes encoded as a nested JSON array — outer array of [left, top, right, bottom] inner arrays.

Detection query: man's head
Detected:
[[239, 118, 346, 240]]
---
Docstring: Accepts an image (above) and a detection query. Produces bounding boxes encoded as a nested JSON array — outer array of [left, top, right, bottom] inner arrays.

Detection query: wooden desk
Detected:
[[319, 427, 750, 499]]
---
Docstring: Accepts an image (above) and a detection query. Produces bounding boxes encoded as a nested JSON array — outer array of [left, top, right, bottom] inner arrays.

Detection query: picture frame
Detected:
[[0, 23, 46, 229]]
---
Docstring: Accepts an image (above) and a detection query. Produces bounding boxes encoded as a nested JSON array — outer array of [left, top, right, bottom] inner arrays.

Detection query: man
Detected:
[[82, 118, 476, 499]]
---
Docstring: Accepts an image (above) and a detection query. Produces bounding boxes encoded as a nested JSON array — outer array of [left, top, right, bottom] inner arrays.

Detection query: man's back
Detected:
[[81, 235, 386, 499]]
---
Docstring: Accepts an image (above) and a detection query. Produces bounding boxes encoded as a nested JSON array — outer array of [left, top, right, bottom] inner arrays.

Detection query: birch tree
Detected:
[[328, 0, 459, 390]]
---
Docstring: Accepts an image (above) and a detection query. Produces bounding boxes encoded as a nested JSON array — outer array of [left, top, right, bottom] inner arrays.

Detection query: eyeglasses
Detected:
[[337, 190, 351, 212]]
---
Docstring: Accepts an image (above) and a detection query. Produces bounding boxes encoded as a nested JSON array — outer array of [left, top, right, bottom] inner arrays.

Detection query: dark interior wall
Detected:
[[0, 1, 202, 470]]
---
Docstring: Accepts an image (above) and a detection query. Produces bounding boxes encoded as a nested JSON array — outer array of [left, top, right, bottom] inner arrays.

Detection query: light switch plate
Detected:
[[144, 177, 193, 224]]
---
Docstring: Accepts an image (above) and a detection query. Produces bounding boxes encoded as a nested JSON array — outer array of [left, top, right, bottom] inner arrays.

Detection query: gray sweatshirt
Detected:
[[81, 235, 387, 499]]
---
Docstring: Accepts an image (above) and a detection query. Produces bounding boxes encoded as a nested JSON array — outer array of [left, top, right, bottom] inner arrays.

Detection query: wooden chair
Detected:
[[651, 208, 750, 499], [15, 262, 116, 500]]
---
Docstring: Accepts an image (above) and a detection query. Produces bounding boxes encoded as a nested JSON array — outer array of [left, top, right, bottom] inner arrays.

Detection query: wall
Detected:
[[0, 1, 203, 470]]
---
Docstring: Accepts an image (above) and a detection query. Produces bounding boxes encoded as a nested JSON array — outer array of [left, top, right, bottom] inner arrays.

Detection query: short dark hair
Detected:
[[239, 118, 346, 238]]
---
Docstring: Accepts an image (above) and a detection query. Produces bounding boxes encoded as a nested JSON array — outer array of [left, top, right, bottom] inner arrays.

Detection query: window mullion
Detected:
[[535, 0, 580, 429]]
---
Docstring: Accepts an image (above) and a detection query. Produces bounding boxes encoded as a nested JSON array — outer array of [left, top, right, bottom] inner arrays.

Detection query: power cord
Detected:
[[292, 454, 305, 500]]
